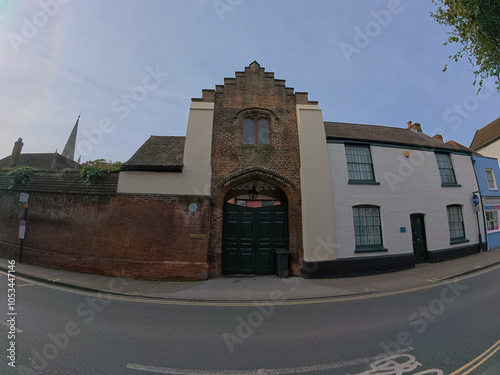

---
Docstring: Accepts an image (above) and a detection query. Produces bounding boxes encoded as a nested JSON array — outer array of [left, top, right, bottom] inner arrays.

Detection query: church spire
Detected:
[[62, 113, 80, 161]]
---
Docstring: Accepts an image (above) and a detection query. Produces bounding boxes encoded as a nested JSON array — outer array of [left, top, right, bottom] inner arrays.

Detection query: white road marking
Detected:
[[0, 320, 22, 333], [126, 347, 413, 374]]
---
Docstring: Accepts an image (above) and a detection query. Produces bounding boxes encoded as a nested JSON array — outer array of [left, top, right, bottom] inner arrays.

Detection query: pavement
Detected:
[[1, 248, 500, 303]]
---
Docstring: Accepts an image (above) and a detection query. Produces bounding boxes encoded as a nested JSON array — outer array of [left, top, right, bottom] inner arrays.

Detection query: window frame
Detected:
[[485, 168, 497, 190], [435, 152, 460, 187], [236, 199, 247, 207], [243, 116, 269, 145], [485, 210, 500, 233], [446, 205, 469, 244], [345, 144, 379, 185], [352, 205, 387, 253]]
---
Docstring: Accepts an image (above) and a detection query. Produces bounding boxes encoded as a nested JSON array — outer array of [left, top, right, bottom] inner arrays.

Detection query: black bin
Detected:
[[276, 249, 289, 278]]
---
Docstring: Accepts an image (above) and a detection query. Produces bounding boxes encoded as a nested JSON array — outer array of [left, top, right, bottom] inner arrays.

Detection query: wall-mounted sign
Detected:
[[189, 203, 198, 212], [18, 220, 26, 240], [472, 193, 480, 206], [19, 193, 30, 204], [484, 198, 500, 210]]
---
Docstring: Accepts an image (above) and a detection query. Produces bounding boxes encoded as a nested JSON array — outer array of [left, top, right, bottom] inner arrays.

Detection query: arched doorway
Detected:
[[222, 179, 288, 275]]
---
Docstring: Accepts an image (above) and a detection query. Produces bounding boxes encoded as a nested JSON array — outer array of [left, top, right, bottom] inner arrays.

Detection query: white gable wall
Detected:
[[117, 101, 214, 195], [328, 142, 480, 259], [477, 140, 500, 167]]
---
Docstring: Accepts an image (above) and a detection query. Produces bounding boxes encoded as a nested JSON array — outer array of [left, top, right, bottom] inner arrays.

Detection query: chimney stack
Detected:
[[407, 121, 422, 133], [9, 138, 23, 168], [432, 134, 444, 143]]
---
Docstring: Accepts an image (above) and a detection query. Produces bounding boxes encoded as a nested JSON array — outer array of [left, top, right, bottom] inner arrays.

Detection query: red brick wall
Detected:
[[0, 189, 210, 281], [199, 62, 316, 276]]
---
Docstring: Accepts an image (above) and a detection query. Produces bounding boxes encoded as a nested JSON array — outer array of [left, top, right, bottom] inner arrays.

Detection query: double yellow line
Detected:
[[451, 339, 500, 374]]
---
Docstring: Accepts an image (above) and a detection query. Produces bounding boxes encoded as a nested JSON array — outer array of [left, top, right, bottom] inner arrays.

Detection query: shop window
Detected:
[[486, 211, 499, 232]]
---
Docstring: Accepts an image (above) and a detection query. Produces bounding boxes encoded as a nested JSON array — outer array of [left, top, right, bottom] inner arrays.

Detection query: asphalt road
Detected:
[[1, 265, 499, 375]]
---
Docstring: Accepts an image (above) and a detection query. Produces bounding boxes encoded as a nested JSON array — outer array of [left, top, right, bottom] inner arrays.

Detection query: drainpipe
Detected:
[[471, 155, 488, 251]]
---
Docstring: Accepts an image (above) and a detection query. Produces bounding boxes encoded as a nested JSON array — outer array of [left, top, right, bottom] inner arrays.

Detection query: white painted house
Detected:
[[301, 121, 482, 277]]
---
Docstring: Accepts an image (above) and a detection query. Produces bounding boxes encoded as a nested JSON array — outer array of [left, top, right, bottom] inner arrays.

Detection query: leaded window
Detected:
[[243, 117, 269, 145]]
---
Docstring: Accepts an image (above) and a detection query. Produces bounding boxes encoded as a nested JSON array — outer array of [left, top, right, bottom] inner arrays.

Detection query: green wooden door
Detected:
[[223, 203, 288, 275], [410, 214, 428, 263]]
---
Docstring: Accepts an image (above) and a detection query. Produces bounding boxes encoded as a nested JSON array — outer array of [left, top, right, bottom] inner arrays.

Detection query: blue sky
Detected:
[[0, 0, 498, 163]]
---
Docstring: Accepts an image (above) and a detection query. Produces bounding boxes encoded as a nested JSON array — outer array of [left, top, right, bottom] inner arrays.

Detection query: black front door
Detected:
[[410, 214, 428, 263], [222, 203, 288, 275]]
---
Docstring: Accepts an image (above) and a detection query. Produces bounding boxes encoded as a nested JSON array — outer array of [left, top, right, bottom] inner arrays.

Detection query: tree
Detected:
[[431, 0, 500, 91]]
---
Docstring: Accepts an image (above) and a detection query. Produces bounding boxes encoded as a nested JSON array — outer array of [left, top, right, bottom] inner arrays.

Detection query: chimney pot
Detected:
[[9, 138, 23, 168], [432, 134, 444, 143], [407, 122, 422, 133]]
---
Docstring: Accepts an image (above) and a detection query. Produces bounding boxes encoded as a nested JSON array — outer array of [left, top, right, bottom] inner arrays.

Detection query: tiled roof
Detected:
[[324, 122, 459, 151], [123, 136, 185, 171], [0, 153, 80, 171], [0, 171, 118, 195], [446, 140, 483, 156], [470, 117, 500, 151]]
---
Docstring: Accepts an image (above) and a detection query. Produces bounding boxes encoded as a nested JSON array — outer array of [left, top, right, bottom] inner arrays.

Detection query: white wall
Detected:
[[328, 143, 480, 259], [296, 105, 337, 261], [117, 101, 214, 195], [478, 141, 500, 167]]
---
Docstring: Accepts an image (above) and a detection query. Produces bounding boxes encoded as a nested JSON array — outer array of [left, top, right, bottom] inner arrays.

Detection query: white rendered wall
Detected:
[[328, 143, 480, 259], [117, 102, 214, 195], [477, 141, 500, 167], [296, 105, 337, 261]]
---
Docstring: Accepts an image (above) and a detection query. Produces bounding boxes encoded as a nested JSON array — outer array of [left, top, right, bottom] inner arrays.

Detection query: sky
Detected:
[[0, 0, 498, 163]]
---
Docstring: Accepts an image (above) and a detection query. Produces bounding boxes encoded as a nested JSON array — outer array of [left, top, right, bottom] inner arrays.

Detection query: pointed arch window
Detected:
[[243, 117, 269, 145]]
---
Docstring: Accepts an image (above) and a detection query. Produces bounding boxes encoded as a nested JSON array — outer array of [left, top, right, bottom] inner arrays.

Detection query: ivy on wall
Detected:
[[80, 159, 122, 182], [7, 166, 36, 190]]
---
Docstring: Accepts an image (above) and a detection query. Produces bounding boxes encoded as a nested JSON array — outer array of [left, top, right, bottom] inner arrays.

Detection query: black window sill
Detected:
[[355, 246, 388, 253], [348, 180, 380, 185], [441, 183, 462, 187], [450, 238, 469, 245]]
